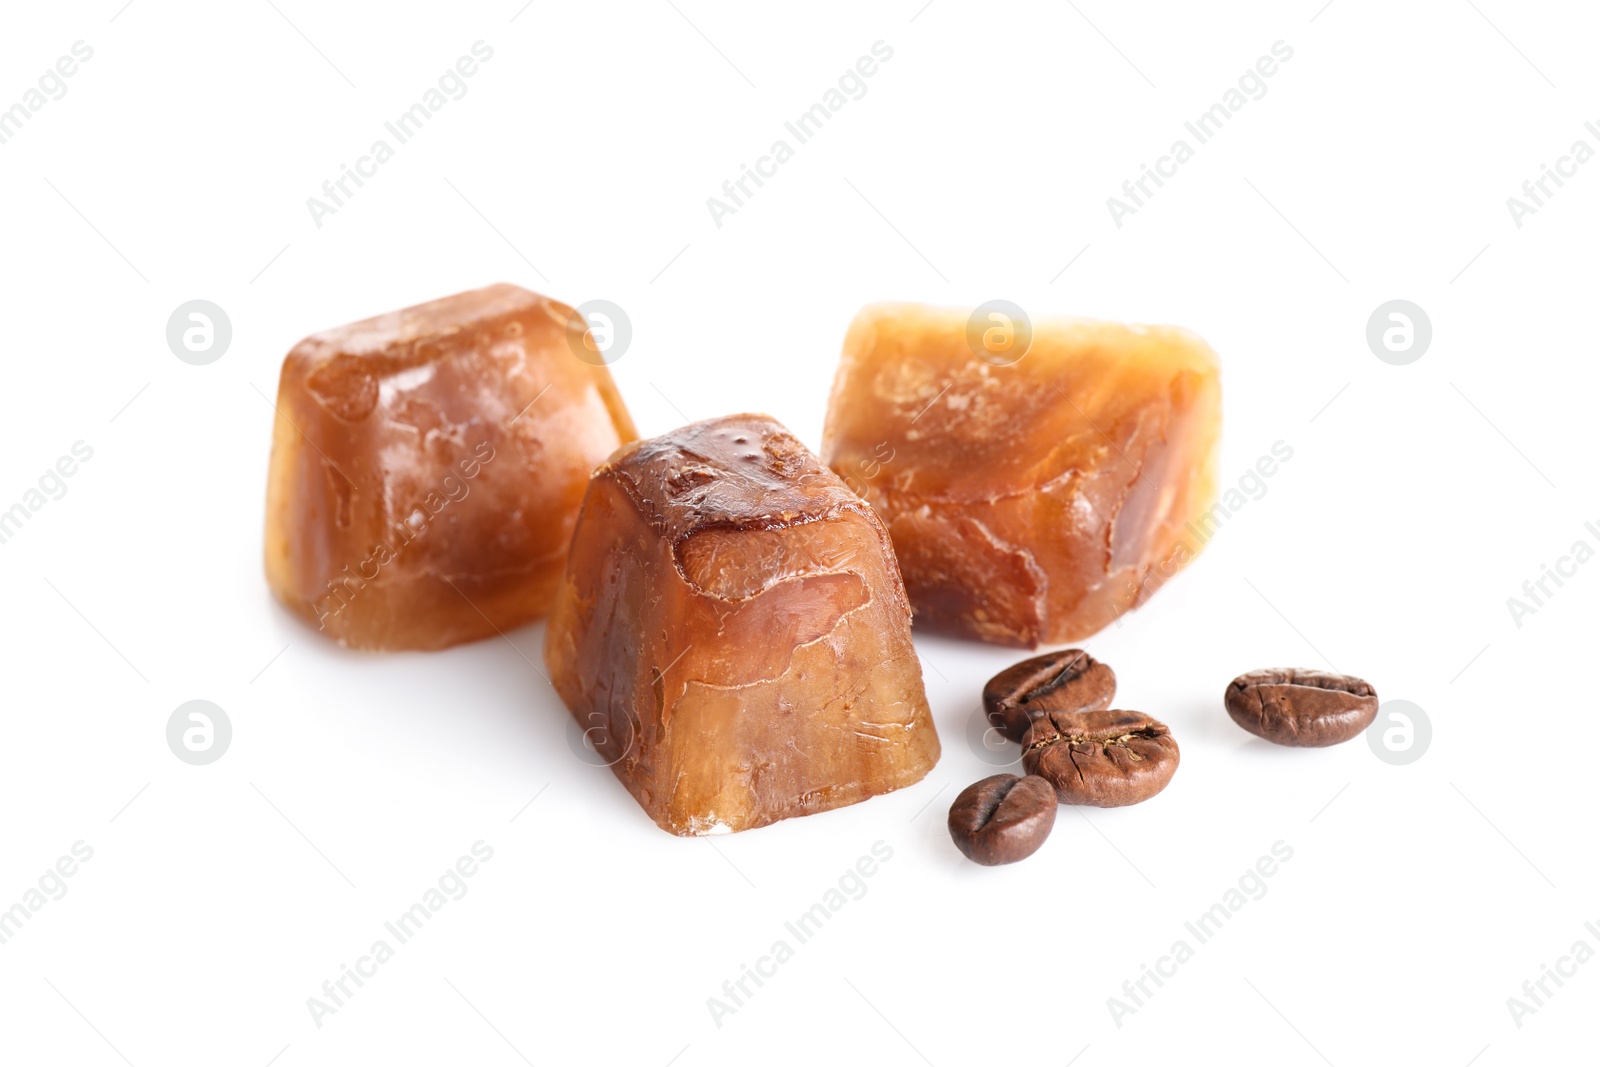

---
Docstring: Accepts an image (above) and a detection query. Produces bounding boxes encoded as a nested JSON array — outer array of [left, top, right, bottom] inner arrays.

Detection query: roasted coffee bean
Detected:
[[1224, 668, 1378, 747], [947, 774, 1057, 866], [1021, 709, 1179, 806], [982, 649, 1116, 743]]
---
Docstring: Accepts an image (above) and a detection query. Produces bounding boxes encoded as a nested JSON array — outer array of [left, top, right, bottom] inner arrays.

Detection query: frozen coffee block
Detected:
[[264, 283, 636, 650], [544, 414, 941, 835], [822, 304, 1221, 646]]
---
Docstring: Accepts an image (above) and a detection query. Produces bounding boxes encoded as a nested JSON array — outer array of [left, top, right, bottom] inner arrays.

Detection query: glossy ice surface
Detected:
[[544, 414, 941, 836], [264, 284, 636, 650], [822, 304, 1222, 646]]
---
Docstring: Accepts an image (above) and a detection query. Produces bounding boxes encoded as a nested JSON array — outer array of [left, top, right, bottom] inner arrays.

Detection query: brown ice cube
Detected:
[[543, 414, 941, 835], [263, 283, 636, 650], [822, 304, 1221, 646]]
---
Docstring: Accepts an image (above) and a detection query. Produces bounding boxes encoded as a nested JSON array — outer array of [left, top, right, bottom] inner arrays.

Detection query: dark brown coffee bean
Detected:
[[1021, 709, 1179, 807], [1224, 668, 1378, 747], [982, 649, 1116, 743], [947, 774, 1057, 866]]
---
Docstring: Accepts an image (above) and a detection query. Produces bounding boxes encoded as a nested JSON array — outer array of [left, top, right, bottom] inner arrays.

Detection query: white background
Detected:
[[1, 1, 1596, 1064]]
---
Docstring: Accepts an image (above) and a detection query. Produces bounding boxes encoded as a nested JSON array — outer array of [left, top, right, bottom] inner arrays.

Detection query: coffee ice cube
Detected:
[[543, 414, 941, 835], [264, 283, 636, 650], [822, 304, 1222, 646]]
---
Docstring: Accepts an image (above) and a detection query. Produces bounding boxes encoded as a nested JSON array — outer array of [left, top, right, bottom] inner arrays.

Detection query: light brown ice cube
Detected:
[[822, 303, 1222, 646], [263, 283, 636, 650]]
